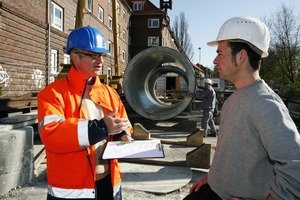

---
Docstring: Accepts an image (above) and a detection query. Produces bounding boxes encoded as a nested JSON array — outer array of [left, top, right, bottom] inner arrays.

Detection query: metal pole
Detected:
[[198, 47, 201, 64], [112, 0, 119, 76], [75, 0, 85, 28]]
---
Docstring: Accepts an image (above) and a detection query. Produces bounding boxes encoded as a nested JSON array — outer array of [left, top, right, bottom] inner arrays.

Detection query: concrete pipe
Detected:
[[123, 46, 196, 121]]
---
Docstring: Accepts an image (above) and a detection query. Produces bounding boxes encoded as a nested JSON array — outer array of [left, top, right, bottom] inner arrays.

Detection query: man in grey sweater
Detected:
[[184, 16, 300, 200]]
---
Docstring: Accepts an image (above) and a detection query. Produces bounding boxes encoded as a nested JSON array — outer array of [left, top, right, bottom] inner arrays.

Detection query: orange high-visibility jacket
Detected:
[[38, 67, 133, 199]]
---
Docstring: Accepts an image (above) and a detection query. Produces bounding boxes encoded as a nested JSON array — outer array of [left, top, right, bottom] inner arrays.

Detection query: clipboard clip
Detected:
[[156, 143, 162, 151]]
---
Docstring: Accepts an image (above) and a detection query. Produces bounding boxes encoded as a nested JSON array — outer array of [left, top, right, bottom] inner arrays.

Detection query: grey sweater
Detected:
[[208, 80, 300, 199]]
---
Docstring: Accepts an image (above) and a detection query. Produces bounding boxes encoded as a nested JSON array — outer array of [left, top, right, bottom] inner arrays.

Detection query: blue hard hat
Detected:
[[66, 26, 110, 54]]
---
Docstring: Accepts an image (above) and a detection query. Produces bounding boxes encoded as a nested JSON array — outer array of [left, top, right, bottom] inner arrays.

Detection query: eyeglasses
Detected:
[[74, 51, 105, 60]]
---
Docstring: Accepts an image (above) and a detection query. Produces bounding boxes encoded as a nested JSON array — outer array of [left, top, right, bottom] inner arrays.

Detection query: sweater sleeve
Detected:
[[87, 119, 108, 145], [255, 97, 300, 199]]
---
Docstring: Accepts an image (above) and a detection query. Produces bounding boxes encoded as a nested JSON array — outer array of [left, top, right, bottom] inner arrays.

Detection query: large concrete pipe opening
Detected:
[[123, 46, 196, 121]]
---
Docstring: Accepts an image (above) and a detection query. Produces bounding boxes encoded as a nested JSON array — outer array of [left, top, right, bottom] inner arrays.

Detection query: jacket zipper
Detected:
[[82, 80, 98, 199]]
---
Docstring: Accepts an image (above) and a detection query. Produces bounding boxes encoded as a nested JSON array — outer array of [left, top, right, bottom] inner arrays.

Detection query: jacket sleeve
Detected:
[[194, 89, 210, 99], [38, 88, 108, 153]]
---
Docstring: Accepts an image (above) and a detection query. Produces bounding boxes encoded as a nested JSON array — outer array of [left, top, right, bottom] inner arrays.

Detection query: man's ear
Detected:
[[70, 52, 79, 63], [236, 49, 247, 65]]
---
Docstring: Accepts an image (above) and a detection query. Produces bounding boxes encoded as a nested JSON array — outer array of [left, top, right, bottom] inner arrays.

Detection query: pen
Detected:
[[116, 141, 134, 146]]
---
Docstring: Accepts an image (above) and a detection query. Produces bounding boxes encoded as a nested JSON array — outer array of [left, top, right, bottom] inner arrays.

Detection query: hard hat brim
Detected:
[[207, 40, 218, 47], [207, 39, 269, 58], [90, 48, 110, 54]]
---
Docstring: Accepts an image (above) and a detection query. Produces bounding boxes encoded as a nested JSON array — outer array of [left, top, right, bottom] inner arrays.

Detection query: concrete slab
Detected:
[[150, 130, 192, 142], [0, 112, 38, 130], [120, 162, 192, 194], [0, 126, 34, 195], [0, 111, 37, 124], [0, 124, 14, 132], [121, 143, 195, 166]]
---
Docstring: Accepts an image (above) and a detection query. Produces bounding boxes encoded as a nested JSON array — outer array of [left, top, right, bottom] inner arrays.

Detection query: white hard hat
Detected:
[[204, 78, 213, 85], [207, 16, 270, 58]]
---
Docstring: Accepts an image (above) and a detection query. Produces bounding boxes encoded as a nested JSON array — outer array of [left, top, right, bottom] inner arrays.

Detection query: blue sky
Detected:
[[151, 0, 300, 69]]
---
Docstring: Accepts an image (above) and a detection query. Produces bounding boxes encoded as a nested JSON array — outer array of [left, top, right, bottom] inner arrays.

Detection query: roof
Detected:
[[125, 0, 165, 15]]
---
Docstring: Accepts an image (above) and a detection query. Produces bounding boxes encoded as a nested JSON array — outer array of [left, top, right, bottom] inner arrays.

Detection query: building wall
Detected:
[[58, 0, 131, 78], [126, 0, 176, 58], [50, 0, 77, 77], [0, 1, 47, 97], [0, 0, 177, 99], [0, 0, 132, 98]]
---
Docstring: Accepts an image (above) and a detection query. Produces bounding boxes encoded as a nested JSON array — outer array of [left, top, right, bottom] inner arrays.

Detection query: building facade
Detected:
[[126, 0, 175, 58], [0, 0, 182, 99]]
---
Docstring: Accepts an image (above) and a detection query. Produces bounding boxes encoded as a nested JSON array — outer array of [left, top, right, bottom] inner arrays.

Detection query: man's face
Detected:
[[71, 50, 106, 79], [213, 41, 239, 82]]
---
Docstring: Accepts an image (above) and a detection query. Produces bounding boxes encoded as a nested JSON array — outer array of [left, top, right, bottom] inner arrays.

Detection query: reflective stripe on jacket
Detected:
[[38, 67, 133, 198]]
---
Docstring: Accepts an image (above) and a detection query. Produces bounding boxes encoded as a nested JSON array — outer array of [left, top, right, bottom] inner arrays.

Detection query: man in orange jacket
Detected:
[[38, 26, 133, 200]]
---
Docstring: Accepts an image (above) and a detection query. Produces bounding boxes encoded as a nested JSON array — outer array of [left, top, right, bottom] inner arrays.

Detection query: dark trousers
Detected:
[[95, 174, 114, 200], [183, 183, 222, 200]]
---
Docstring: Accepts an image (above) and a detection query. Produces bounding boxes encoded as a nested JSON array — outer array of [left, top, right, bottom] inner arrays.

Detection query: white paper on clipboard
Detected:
[[102, 139, 164, 159]]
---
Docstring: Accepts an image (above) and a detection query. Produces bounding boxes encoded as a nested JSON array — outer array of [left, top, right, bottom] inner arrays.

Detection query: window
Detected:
[[122, 30, 126, 41], [51, 2, 63, 31], [133, 2, 142, 10], [51, 49, 58, 74], [122, 10, 126, 22], [87, 0, 93, 12], [117, 24, 120, 37], [107, 68, 112, 79], [108, 0, 112, 5], [108, 41, 113, 55], [64, 54, 70, 64], [148, 36, 159, 46], [148, 19, 159, 28], [98, 6, 103, 22], [122, 50, 126, 62], [108, 16, 112, 30], [117, 2, 120, 14]]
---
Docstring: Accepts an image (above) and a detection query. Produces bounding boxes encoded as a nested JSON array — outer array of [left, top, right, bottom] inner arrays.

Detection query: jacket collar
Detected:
[[67, 66, 102, 91]]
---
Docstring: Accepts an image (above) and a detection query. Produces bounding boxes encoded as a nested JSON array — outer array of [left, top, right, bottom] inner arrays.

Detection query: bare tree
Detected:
[[262, 4, 300, 95], [172, 12, 194, 61]]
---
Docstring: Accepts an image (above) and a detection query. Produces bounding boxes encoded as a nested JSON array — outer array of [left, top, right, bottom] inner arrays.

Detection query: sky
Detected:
[[151, 0, 300, 69]]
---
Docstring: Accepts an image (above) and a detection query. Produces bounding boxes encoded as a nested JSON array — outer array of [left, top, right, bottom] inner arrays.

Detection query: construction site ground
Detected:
[[0, 110, 218, 200]]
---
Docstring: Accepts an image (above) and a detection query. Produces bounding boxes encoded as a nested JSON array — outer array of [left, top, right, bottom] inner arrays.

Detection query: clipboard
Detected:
[[102, 139, 165, 159]]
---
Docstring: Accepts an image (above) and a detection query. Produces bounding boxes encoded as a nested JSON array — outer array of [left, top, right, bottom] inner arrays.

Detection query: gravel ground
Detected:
[[1, 106, 295, 200], [0, 136, 217, 200], [0, 109, 217, 200], [0, 163, 208, 200]]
